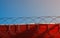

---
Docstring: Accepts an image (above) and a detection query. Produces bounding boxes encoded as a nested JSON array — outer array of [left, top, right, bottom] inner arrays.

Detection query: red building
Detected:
[[0, 24, 60, 38]]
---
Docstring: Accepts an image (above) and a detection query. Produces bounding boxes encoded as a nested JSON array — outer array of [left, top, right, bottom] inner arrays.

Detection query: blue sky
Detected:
[[0, 0, 60, 18], [0, 0, 60, 24]]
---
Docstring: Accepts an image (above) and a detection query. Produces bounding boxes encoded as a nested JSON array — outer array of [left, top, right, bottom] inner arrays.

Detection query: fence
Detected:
[[0, 16, 60, 38], [0, 16, 60, 24]]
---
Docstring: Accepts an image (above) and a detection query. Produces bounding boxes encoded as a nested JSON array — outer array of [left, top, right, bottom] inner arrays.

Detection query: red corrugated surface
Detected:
[[0, 24, 60, 38]]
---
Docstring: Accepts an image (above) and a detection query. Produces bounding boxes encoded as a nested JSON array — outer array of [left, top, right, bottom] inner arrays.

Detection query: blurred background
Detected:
[[0, 0, 60, 24]]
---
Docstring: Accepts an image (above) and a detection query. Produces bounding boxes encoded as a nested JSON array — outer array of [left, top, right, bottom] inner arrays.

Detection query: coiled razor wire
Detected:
[[0, 16, 60, 24]]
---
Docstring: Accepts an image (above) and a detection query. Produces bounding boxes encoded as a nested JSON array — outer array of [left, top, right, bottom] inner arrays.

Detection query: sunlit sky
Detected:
[[0, 0, 60, 17], [0, 0, 60, 24]]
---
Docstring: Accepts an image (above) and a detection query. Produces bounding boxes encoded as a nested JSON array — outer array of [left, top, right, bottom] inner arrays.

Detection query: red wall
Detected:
[[0, 24, 60, 38]]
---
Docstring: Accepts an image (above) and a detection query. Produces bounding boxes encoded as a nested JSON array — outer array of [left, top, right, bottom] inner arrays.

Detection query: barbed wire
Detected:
[[0, 16, 60, 24]]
